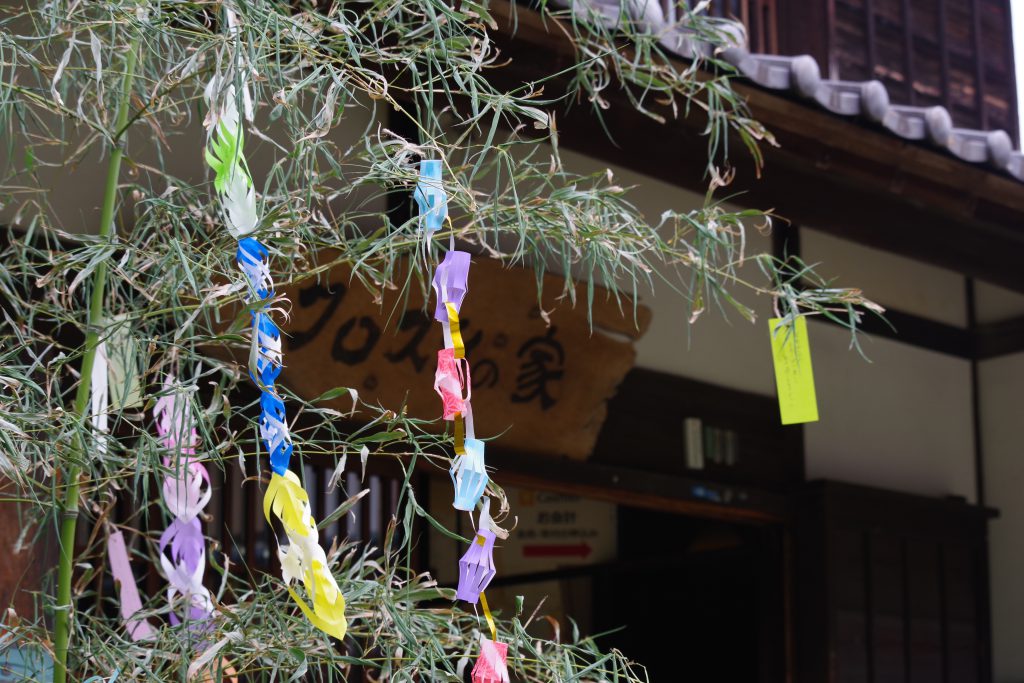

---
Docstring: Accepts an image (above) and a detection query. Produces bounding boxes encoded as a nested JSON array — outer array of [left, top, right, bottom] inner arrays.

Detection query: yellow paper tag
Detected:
[[446, 303, 465, 359], [454, 413, 466, 456], [768, 316, 819, 425]]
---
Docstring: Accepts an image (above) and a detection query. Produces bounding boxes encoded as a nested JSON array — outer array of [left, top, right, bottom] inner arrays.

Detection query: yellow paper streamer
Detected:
[[454, 412, 466, 456], [479, 591, 497, 642], [446, 302, 465, 359], [265, 471, 347, 640], [768, 316, 819, 425]]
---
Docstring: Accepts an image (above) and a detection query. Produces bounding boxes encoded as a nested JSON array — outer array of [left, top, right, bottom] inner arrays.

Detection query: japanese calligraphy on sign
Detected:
[[243, 254, 650, 460]]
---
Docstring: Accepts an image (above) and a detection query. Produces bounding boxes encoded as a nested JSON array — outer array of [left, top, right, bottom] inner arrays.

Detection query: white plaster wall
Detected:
[[802, 229, 968, 327], [805, 321, 975, 500], [975, 280, 1024, 324], [556, 147, 977, 502], [979, 351, 1024, 683]]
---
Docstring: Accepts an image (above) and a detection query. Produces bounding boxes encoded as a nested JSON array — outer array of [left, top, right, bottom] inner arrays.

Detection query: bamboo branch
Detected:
[[51, 40, 139, 683]]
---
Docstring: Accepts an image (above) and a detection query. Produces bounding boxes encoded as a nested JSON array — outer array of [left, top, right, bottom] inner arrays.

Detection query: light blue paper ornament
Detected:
[[451, 437, 488, 511], [413, 159, 447, 234]]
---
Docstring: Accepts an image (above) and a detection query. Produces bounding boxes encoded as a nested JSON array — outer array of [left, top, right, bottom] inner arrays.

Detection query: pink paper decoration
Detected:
[[456, 528, 496, 603], [472, 638, 510, 683], [434, 347, 470, 420]]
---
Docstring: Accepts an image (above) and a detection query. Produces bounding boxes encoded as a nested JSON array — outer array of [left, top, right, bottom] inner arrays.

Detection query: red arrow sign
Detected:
[[522, 543, 592, 559]]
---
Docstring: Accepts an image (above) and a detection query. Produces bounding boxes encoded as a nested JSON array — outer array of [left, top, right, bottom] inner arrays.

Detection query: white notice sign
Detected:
[[502, 486, 617, 576]]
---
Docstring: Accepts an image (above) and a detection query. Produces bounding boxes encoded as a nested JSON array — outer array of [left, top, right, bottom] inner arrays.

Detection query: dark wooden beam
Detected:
[[485, 545, 750, 588], [814, 299, 1024, 361], [973, 314, 1024, 360], [816, 305, 973, 358], [486, 449, 791, 525], [970, 0, 987, 129], [777, 0, 831, 69], [864, 0, 878, 79], [999, 0, 1020, 145], [937, 0, 951, 111]]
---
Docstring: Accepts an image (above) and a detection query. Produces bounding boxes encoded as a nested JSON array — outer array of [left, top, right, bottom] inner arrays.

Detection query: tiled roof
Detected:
[[554, 0, 1023, 180]]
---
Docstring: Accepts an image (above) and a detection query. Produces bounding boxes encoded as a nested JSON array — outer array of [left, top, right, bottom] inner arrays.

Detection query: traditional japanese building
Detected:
[[420, 2, 1024, 680], [4, 1, 1024, 681]]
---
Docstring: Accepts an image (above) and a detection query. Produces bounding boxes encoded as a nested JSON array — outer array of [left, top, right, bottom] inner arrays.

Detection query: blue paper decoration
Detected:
[[413, 159, 447, 234]]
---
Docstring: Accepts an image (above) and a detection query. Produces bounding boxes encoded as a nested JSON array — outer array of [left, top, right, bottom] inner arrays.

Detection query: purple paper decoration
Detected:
[[431, 250, 470, 321], [451, 438, 487, 512], [158, 518, 211, 625], [155, 375, 213, 627], [456, 528, 497, 603]]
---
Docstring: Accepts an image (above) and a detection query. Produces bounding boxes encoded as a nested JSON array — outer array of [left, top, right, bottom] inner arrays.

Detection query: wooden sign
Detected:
[[265, 255, 650, 460]]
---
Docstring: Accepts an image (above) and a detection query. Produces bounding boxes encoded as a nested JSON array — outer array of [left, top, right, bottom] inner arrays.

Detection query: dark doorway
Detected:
[[591, 506, 786, 681]]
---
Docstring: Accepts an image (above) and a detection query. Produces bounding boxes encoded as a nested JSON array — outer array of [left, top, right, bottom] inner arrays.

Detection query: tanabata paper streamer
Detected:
[[155, 375, 214, 626], [413, 159, 447, 234], [91, 342, 109, 455], [768, 316, 819, 425], [207, 69, 346, 639], [421, 163, 505, 669], [106, 530, 156, 641], [264, 470, 347, 639], [444, 301, 467, 358], [203, 82, 257, 238], [456, 527, 497, 604], [472, 638, 510, 683]]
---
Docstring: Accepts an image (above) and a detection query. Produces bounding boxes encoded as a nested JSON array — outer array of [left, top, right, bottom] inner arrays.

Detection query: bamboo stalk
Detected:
[[52, 42, 139, 683]]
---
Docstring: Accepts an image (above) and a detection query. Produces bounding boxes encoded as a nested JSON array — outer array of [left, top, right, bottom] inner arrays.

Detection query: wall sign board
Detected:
[[247, 254, 650, 460]]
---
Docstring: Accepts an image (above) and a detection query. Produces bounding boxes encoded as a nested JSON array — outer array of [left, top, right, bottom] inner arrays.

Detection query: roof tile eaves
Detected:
[[548, 0, 1021, 181]]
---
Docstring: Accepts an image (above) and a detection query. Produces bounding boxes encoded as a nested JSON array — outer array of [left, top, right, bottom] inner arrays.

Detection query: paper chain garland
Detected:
[[154, 375, 214, 626], [418, 163, 510, 683], [99, 16, 343, 655], [99, 366, 212, 636], [206, 72, 347, 640]]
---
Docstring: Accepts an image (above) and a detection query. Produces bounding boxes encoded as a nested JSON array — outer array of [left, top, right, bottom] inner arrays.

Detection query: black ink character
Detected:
[[332, 316, 381, 365], [510, 327, 565, 410], [384, 310, 433, 372], [473, 359, 500, 388], [290, 282, 347, 350]]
